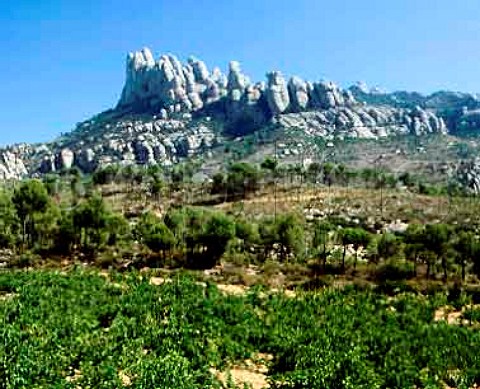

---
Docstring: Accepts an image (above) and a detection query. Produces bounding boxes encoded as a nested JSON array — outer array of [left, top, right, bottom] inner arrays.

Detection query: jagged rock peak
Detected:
[[266, 71, 290, 114], [116, 47, 359, 116]]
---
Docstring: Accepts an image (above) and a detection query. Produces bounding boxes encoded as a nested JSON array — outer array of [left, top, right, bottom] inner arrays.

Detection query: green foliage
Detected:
[[163, 207, 236, 268], [259, 214, 305, 262], [42, 174, 61, 196], [212, 163, 260, 200], [463, 306, 480, 322], [453, 231, 479, 281], [148, 178, 164, 199], [377, 232, 402, 261], [72, 194, 126, 255], [312, 221, 335, 273], [375, 260, 416, 282], [92, 165, 120, 185], [136, 212, 176, 258], [260, 156, 278, 172], [200, 212, 236, 267], [53, 210, 77, 254], [210, 172, 226, 196], [340, 227, 372, 270], [0, 190, 18, 248], [170, 163, 194, 186], [235, 219, 259, 246], [424, 223, 453, 281], [0, 270, 479, 388], [12, 179, 51, 247]]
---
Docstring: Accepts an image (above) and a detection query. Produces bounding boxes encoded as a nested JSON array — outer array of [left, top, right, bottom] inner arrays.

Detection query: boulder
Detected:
[[265, 71, 290, 114], [39, 155, 55, 174], [55, 148, 74, 170], [188, 57, 209, 83], [288, 76, 309, 111], [133, 140, 155, 165], [0, 151, 28, 179], [75, 148, 97, 173]]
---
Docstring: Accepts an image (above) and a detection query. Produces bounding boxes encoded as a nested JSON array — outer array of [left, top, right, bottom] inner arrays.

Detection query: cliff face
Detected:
[[0, 47, 463, 180], [116, 48, 446, 136]]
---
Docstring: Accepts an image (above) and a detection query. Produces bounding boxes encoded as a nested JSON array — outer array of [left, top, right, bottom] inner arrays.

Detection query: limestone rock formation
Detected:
[[0, 47, 455, 180], [266, 71, 290, 114], [0, 150, 28, 180], [115, 47, 448, 139], [458, 158, 480, 194], [55, 149, 74, 170]]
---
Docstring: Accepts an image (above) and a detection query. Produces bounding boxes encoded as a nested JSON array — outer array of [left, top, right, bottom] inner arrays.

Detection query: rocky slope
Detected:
[[0, 46, 475, 181]]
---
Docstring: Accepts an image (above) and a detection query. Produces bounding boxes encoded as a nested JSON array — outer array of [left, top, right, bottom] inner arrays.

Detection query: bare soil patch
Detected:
[[211, 353, 273, 389], [434, 305, 480, 326]]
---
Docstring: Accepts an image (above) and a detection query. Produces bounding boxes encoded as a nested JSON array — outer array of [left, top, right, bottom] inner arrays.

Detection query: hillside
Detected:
[[3, 47, 480, 192]]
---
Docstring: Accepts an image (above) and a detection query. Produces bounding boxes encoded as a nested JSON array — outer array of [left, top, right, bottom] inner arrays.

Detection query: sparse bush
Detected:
[[377, 232, 403, 261], [375, 260, 416, 282]]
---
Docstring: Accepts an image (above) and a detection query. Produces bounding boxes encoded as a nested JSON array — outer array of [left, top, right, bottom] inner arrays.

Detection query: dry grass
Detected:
[[214, 185, 480, 225], [216, 283, 250, 296]]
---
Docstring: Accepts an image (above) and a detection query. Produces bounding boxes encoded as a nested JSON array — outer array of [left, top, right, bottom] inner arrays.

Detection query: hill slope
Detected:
[[2, 47, 480, 182]]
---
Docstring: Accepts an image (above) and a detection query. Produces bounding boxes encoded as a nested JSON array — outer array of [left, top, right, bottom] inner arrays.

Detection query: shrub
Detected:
[[375, 260, 416, 282]]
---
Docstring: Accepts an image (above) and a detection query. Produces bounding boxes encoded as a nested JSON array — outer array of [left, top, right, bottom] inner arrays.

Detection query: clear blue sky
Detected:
[[1, 0, 480, 145]]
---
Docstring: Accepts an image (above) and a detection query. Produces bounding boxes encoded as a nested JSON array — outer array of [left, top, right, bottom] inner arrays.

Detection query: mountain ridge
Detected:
[[1, 47, 480, 181]]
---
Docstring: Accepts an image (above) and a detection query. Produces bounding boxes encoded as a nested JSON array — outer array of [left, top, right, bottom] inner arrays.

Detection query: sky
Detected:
[[1, 0, 480, 145]]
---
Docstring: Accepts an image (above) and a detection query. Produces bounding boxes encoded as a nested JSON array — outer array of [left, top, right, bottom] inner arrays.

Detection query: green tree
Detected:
[[225, 162, 260, 199], [92, 165, 120, 186], [12, 180, 50, 248], [377, 233, 402, 261], [210, 172, 226, 198], [235, 219, 259, 253], [149, 177, 164, 202], [259, 217, 279, 261], [43, 174, 60, 197], [0, 190, 19, 248], [53, 210, 77, 254], [307, 162, 322, 183], [32, 202, 60, 250], [313, 221, 334, 272], [423, 224, 453, 282], [259, 214, 305, 262], [453, 231, 479, 282], [403, 224, 425, 277], [105, 213, 130, 247], [323, 163, 335, 187], [72, 195, 112, 255], [199, 211, 236, 267], [137, 212, 176, 259], [340, 228, 371, 271], [260, 156, 278, 172], [361, 168, 375, 188]]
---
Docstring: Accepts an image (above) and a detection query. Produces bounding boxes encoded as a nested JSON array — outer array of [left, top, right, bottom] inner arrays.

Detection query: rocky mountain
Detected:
[[2, 46, 478, 181], [349, 82, 480, 132]]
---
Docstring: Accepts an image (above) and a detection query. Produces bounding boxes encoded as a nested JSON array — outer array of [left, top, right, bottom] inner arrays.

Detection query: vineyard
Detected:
[[1, 158, 480, 388], [1, 269, 479, 388]]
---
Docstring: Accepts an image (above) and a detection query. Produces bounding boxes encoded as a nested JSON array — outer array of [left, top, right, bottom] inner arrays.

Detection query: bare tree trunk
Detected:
[[442, 256, 448, 283]]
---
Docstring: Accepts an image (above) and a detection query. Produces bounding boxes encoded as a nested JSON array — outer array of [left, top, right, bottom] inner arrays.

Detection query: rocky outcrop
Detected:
[[55, 148, 74, 170], [458, 158, 480, 194], [288, 77, 309, 111], [266, 71, 290, 114], [0, 150, 28, 180], [118, 48, 359, 118], [0, 47, 454, 180], [310, 81, 345, 109], [276, 105, 446, 139], [116, 47, 448, 137]]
